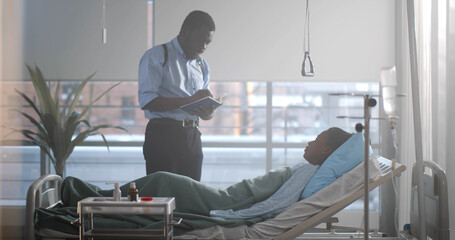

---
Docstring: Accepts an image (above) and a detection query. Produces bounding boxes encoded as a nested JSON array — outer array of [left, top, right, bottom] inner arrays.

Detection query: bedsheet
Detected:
[[176, 156, 382, 239], [35, 168, 292, 236], [245, 156, 381, 239]]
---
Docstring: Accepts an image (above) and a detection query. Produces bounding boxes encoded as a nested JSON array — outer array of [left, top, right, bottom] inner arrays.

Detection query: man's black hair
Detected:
[[180, 10, 215, 34], [326, 127, 353, 150]]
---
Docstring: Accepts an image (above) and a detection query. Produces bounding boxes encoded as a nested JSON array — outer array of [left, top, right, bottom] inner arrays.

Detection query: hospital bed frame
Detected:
[[409, 161, 450, 240], [25, 174, 63, 240], [274, 157, 406, 240], [25, 158, 406, 240]]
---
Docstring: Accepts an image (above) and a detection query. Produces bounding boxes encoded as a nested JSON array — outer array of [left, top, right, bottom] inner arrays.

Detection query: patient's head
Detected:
[[303, 127, 352, 165]]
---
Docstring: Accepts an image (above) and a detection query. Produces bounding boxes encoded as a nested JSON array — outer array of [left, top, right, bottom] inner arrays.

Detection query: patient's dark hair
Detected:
[[326, 127, 353, 150], [180, 10, 216, 34]]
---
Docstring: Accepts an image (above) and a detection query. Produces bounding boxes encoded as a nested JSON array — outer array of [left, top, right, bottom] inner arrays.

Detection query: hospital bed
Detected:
[[275, 156, 405, 240], [408, 160, 450, 239], [25, 156, 405, 240]]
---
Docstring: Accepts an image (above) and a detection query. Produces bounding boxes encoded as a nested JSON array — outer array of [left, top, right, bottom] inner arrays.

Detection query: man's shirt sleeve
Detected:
[[138, 48, 163, 110]]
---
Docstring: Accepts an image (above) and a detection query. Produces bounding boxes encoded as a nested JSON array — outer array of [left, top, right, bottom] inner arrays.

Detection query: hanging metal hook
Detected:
[[301, 0, 314, 77], [301, 51, 314, 77]]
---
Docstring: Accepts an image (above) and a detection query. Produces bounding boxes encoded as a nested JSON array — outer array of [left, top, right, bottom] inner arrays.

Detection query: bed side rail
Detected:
[[410, 161, 450, 240], [25, 174, 63, 240]]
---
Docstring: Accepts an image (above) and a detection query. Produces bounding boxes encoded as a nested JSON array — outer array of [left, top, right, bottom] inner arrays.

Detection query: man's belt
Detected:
[[150, 118, 199, 128]]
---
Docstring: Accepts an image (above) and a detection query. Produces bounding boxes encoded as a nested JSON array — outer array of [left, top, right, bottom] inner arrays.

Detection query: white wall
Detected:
[[22, 0, 148, 80], [154, 0, 395, 82], [11, 0, 396, 82], [1, 0, 24, 81], [1, 1, 25, 239]]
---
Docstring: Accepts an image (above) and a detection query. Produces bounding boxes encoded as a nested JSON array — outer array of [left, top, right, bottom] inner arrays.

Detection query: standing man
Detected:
[[138, 10, 216, 181]]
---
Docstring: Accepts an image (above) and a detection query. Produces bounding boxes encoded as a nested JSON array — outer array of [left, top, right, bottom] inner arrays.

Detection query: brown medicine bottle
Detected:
[[128, 182, 139, 202]]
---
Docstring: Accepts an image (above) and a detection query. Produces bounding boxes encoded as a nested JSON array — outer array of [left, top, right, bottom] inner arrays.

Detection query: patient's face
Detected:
[[303, 130, 331, 165]]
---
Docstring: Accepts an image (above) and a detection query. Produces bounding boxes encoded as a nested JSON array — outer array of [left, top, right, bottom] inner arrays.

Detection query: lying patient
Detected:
[[210, 127, 353, 218], [62, 127, 353, 220]]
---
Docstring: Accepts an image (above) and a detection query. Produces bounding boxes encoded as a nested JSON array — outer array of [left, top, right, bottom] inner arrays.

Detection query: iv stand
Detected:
[[359, 95, 376, 240], [331, 93, 377, 240], [337, 2, 426, 238]]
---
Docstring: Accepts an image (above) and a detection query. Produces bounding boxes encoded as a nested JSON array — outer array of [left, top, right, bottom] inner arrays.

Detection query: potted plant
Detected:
[[5, 64, 127, 177]]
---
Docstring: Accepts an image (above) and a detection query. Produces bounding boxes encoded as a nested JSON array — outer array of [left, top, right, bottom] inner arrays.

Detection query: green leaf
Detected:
[[77, 82, 122, 121], [62, 112, 81, 147], [26, 65, 53, 116], [63, 124, 126, 160], [53, 82, 61, 125], [15, 110, 46, 135], [5, 64, 128, 176], [64, 72, 96, 123], [41, 114, 58, 144], [99, 133, 110, 152], [15, 89, 46, 124]]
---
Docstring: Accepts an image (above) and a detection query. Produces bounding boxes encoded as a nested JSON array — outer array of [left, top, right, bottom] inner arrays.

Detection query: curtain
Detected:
[[395, 0, 448, 231]]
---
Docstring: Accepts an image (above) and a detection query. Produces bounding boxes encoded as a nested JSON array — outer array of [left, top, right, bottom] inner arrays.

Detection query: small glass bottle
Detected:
[[128, 182, 139, 202]]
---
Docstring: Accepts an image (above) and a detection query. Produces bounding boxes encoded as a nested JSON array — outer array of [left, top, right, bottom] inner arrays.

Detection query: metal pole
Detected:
[[40, 149, 49, 176], [266, 82, 273, 171], [363, 95, 371, 240], [406, 0, 427, 239]]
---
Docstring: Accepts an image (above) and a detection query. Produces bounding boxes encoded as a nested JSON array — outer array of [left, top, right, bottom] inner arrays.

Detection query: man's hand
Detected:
[[189, 105, 215, 120], [189, 90, 215, 120], [191, 89, 213, 101]]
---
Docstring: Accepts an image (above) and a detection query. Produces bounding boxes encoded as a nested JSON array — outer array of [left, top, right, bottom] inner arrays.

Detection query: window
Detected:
[[121, 96, 136, 125], [0, 80, 379, 209]]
